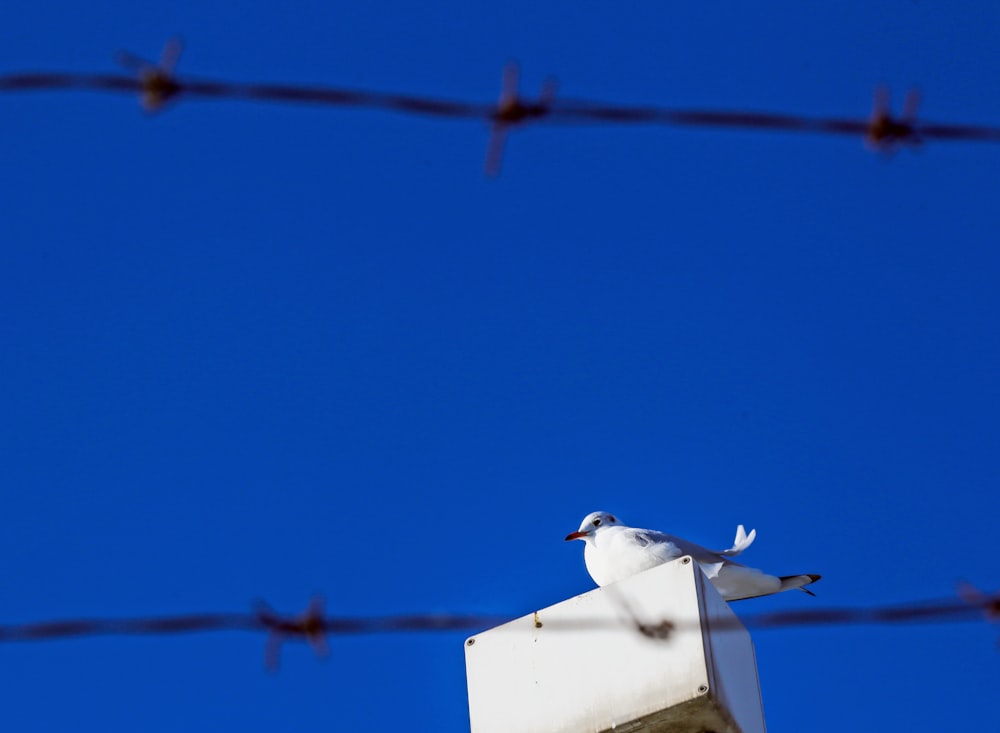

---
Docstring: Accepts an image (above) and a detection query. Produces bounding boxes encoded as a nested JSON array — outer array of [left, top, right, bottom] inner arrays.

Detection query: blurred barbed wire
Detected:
[[1, 587, 996, 669], [2, 39, 999, 174]]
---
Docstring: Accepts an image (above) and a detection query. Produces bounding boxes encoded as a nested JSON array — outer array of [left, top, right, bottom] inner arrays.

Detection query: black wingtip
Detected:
[[800, 574, 822, 596], [779, 573, 822, 596]]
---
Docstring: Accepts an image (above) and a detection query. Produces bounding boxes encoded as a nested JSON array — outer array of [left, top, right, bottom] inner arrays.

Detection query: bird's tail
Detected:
[[719, 524, 757, 557], [779, 573, 822, 596]]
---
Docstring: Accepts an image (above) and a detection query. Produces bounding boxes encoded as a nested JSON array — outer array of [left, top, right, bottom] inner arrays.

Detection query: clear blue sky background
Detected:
[[2, 2, 998, 731]]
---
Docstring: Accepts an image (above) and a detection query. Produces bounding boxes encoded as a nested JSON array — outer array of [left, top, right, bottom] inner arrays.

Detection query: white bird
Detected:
[[565, 511, 820, 601]]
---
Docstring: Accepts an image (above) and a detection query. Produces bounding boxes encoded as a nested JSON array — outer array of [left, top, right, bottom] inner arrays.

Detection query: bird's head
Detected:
[[564, 511, 620, 542]]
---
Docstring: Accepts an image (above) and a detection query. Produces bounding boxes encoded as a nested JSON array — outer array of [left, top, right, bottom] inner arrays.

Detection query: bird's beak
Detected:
[[564, 530, 588, 541]]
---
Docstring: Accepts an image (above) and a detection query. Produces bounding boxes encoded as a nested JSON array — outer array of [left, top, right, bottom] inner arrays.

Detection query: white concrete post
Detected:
[[465, 556, 766, 733]]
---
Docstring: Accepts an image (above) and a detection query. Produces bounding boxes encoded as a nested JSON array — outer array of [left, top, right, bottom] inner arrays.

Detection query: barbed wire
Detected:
[[2, 39, 999, 174], [1, 587, 996, 669]]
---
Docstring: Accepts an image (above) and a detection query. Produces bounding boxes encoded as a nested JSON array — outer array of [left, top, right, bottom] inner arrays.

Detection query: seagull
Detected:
[[565, 511, 821, 601]]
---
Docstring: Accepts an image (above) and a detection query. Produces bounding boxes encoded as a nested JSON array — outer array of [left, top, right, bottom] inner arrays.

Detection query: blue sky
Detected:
[[2, 2, 998, 731]]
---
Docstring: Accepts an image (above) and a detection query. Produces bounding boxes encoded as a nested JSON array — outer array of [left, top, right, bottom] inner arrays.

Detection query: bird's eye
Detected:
[[593, 518, 602, 527]]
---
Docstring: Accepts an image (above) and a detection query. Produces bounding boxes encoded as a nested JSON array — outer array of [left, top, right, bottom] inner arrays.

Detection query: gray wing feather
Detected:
[[625, 528, 727, 566]]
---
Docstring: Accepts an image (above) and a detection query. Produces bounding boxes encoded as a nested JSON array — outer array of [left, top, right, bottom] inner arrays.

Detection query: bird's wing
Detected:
[[627, 528, 727, 567], [716, 524, 756, 557], [619, 527, 682, 561]]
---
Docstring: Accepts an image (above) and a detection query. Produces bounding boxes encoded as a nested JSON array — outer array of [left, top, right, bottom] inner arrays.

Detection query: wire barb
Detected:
[[956, 582, 1000, 649], [636, 620, 676, 640], [957, 582, 1000, 621], [866, 86, 922, 152], [484, 62, 558, 175], [255, 597, 330, 671], [115, 37, 184, 112]]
